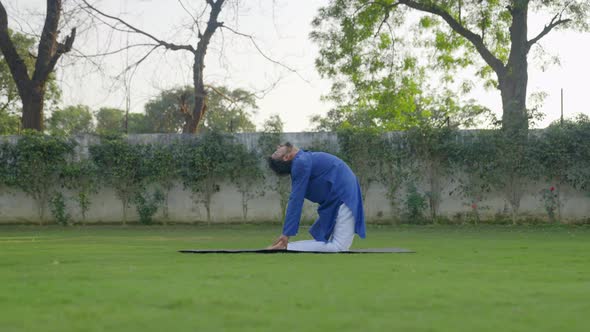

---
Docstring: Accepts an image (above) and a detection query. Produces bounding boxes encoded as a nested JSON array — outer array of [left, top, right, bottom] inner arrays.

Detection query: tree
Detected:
[[127, 113, 151, 134], [143, 87, 189, 133], [82, 0, 294, 134], [95, 107, 124, 135], [312, 0, 589, 137], [47, 105, 94, 136], [142, 85, 257, 133], [0, 0, 75, 131], [82, 0, 225, 133], [203, 86, 257, 133], [0, 30, 61, 134]]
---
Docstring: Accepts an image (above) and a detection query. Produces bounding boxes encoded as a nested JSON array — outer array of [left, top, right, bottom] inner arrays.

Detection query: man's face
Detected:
[[268, 144, 294, 176], [271, 144, 291, 161]]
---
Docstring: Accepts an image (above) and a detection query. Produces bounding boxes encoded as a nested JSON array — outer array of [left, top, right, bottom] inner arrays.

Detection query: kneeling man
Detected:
[[267, 142, 366, 251]]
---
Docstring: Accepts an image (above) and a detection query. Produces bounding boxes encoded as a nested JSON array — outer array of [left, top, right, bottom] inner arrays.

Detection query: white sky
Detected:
[[7, 0, 590, 132]]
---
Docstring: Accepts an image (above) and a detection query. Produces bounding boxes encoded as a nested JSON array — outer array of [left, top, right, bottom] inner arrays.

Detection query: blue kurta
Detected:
[[282, 150, 366, 242]]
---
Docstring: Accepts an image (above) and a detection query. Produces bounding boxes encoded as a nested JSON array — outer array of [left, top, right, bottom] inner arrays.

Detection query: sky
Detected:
[[7, 0, 590, 132]]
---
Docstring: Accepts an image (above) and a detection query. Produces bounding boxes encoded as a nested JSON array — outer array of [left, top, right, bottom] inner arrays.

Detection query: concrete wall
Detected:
[[0, 132, 588, 224]]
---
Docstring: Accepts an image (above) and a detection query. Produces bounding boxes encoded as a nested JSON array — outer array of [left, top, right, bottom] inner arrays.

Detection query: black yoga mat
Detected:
[[179, 248, 415, 254]]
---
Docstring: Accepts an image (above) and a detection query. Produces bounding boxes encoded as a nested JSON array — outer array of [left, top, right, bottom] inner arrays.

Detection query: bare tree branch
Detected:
[[220, 25, 310, 83], [69, 43, 158, 58], [81, 0, 195, 53], [527, 5, 572, 50], [115, 44, 161, 80], [178, 0, 201, 36]]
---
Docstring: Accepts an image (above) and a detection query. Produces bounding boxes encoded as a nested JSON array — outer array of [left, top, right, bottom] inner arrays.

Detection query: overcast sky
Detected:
[[8, 0, 590, 132]]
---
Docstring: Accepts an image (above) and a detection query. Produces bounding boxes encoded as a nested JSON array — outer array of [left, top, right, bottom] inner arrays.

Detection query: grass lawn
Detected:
[[1, 224, 589, 332]]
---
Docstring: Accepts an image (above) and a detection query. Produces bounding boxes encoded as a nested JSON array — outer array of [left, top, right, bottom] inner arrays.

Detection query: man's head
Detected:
[[268, 142, 297, 176]]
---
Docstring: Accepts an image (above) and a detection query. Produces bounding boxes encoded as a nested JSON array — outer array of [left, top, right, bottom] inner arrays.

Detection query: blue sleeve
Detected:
[[282, 154, 312, 236]]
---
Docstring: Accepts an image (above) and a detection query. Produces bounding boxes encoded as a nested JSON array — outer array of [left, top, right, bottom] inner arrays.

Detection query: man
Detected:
[[267, 142, 365, 252]]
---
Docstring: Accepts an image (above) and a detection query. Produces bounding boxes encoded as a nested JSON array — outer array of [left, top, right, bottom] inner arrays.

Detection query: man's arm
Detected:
[[281, 153, 312, 237]]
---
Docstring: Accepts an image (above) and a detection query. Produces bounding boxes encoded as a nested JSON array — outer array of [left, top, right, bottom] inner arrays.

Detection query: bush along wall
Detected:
[[1, 119, 590, 225]]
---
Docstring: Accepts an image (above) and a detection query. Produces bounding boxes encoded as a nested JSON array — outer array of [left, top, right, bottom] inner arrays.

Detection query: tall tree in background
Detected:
[[82, 0, 225, 133], [47, 104, 94, 136], [82, 0, 296, 134], [202, 86, 257, 133], [312, 0, 589, 137], [95, 107, 124, 135], [142, 86, 257, 133], [0, 0, 75, 131]]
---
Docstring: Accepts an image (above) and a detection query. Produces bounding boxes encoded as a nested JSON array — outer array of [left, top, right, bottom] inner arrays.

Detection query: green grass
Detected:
[[1, 224, 589, 332]]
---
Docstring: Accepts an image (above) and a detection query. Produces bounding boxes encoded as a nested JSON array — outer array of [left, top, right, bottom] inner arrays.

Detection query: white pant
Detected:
[[287, 204, 355, 252]]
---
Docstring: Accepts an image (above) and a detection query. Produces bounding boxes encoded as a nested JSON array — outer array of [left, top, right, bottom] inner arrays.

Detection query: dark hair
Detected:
[[267, 157, 293, 176]]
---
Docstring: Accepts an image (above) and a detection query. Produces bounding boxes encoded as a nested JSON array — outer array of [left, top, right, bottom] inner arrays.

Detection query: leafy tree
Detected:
[[0, 30, 61, 134], [143, 87, 190, 133], [203, 86, 257, 133], [0, 111, 19, 134], [47, 105, 94, 136], [83, 0, 242, 133], [311, 0, 589, 137], [127, 112, 152, 134], [142, 86, 257, 133], [0, 1, 75, 130], [95, 107, 124, 135]]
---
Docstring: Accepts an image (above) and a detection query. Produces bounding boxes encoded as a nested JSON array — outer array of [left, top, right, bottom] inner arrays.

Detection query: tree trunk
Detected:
[[20, 81, 46, 131], [498, 1, 529, 138], [0, 0, 75, 131]]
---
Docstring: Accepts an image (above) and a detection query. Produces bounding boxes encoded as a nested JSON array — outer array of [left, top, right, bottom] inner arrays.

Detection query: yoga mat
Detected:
[[178, 248, 415, 254]]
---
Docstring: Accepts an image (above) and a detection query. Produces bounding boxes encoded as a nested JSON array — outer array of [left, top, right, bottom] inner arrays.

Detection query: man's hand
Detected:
[[267, 235, 289, 250]]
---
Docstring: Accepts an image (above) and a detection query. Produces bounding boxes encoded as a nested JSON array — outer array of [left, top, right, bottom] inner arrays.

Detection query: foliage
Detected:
[[0, 29, 61, 128], [138, 143, 180, 222], [203, 86, 258, 133], [1, 117, 590, 225], [539, 187, 559, 223], [0, 111, 20, 135], [402, 183, 428, 224], [379, 132, 411, 218], [143, 87, 188, 133], [127, 113, 152, 134], [406, 126, 457, 221], [95, 107, 125, 135], [61, 159, 99, 224], [178, 131, 236, 223], [49, 191, 70, 226], [89, 137, 144, 224], [47, 105, 94, 136], [133, 189, 165, 225], [142, 86, 258, 134], [336, 127, 382, 201], [8, 131, 76, 223], [311, 0, 589, 135], [229, 143, 264, 221]]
